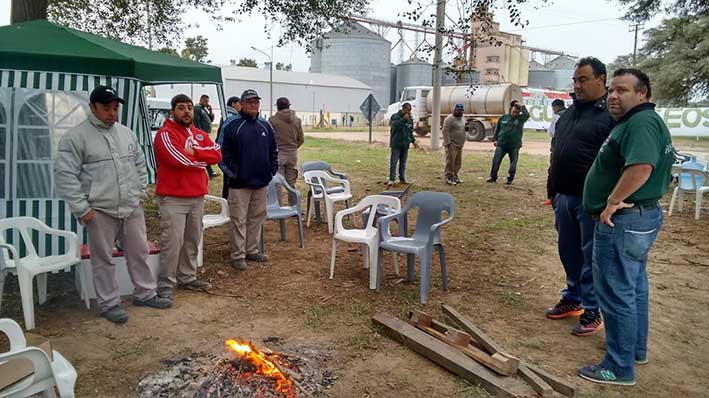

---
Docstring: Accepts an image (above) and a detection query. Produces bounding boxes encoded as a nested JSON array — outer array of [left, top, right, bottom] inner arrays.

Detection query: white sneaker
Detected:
[[387, 180, 395, 186], [445, 179, 457, 185]]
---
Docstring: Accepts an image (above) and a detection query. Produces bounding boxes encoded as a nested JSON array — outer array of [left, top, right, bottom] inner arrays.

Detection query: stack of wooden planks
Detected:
[[372, 305, 579, 398]]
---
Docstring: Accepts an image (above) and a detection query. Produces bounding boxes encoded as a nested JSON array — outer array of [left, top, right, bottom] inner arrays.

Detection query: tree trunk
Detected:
[[11, 0, 48, 24]]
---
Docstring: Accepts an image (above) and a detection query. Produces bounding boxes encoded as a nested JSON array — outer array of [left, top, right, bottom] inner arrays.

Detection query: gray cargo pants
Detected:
[[228, 187, 267, 260], [157, 196, 204, 290]]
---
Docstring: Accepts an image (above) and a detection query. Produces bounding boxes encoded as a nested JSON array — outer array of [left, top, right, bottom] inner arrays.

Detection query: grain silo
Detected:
[[310, 22, 391, 111], [395, 58, 432, 98], [390, 64, 398, 105]]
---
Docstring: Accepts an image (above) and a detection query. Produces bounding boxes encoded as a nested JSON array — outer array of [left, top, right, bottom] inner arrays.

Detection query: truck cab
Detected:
[[384, 86, 431, 133]]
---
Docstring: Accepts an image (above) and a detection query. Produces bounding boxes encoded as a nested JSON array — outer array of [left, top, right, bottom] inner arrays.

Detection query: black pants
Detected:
[[489, 145, 520, 182], [206, 165, 218, 176]]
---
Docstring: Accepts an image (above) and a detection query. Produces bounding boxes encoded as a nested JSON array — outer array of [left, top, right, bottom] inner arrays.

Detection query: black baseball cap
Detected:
[[90, 86, 124, 104], [240, 89, 261, 101], [276, 97, 290, 109]]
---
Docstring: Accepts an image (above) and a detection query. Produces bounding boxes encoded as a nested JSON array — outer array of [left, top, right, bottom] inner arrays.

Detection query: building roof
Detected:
[[325, 21, 389, 41], [220, 66, 371, 90], [0, 20, 222, 84]]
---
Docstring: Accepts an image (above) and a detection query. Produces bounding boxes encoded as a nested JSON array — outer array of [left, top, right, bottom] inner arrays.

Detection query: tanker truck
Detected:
[[384, 83, 523, 141]]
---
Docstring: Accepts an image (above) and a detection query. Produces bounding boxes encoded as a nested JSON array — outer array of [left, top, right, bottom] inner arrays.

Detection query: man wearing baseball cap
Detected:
[[442, 103, 467, 185], [55, 86, 171, 324], [217, 89, 278, 270]]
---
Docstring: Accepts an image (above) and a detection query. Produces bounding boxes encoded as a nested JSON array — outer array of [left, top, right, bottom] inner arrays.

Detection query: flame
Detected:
[[225, 339, 294, 397]]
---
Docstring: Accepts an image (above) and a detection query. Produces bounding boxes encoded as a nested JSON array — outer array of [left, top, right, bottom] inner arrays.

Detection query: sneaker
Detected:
[[486, 178, 497, 183], [454, 177, 463, 183], [387, 180, 395, 186], [572, 311, 604, 336], [400, 179, 409, 184], [545, 299, 584, 319], [158, 288, 174, 301], [445, 178, 457, 185], [635, 356, 648, 365], [100, 305, 129, 324], [579, 364, 635, 386], [179, 279, 212, 291], [505, 180, 513, 185], [542, 199, 552, 206], [229, 258, 248, 270], [133, 295, 172, 309], [246, 253, 270, 262]]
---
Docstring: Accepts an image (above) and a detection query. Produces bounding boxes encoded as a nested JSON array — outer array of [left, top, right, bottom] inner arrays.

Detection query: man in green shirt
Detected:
[[487, 100, 530, 184], [388, 102, 417, 186], [579, 69, 673, 386]]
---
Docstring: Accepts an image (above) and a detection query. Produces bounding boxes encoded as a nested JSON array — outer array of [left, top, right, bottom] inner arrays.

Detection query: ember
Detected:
[[225, 339, 294, 397]]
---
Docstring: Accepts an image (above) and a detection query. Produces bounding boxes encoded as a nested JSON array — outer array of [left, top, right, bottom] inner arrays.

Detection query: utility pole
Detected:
[[430, 0, 446, 151], [629, 22, 644, 67], [251, 46, 274, 116]]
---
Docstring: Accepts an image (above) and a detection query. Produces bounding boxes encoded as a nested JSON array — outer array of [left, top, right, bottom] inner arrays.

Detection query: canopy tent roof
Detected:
[[0, 20, 222, 84]]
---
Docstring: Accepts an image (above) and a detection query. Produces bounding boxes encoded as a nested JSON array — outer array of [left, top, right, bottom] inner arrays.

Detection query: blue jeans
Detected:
[[489, 145, 520, 182], [389, 146, 409, 182], [593, 206, 662, 378], [553, 194, 598, 312]]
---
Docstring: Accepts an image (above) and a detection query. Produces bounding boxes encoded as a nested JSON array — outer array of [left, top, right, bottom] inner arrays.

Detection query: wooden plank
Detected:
[[442, 304, 505, 354], [525, 363, 579, 398], [430, 319, 474, 347], [518, 363, 554, 397], [442, 305, 578, 398], [373, 313, 537, 398]]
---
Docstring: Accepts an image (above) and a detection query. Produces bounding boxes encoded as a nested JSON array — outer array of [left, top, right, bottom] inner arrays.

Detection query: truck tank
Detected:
[[425, 83, 523, 115]]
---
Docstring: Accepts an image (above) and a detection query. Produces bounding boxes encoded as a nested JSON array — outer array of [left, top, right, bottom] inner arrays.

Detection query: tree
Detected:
[[607, 53, 647, 73], [237, 58, 258, 68], [157, 47, 179, 56], [180, 36, 209, 63], [639, 15, 708, 105], [614, 0, 707, 22], [275, 62, 292, 71]]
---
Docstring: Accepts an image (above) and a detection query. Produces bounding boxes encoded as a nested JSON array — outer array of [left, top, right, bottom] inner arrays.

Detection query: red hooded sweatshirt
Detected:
[[154, 118, 222, 197]]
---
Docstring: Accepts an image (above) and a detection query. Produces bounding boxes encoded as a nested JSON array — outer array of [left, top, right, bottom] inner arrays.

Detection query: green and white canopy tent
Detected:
[[0, 20, 225, 254]]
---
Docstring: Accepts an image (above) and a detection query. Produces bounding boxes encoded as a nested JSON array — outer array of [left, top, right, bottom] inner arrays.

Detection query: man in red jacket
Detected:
[[153, 94, 222, 303]]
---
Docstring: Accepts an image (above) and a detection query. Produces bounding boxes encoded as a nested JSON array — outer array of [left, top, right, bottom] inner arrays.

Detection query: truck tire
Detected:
[[467, 120, 486, 141]]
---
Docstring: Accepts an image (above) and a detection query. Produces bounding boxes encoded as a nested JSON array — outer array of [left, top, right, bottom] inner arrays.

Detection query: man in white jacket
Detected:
[[55, 86, 171, 324]]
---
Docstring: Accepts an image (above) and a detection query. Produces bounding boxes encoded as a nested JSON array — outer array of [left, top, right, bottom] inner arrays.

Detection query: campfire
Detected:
[[225, 339, 294, 397], [138, 338, 334, 398]]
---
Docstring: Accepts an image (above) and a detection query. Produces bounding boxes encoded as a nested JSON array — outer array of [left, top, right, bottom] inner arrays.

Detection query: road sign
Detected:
[[359, 94, 381, 122]]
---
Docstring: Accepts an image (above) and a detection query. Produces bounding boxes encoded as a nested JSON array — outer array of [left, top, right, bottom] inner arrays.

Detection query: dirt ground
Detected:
[[2, 137, 708, 398]]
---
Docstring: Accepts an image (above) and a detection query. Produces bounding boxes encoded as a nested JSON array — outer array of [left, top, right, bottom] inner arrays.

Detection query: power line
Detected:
[[508, 17, 621, 32]]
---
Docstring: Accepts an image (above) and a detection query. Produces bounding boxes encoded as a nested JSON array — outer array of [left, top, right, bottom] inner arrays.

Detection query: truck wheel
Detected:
[[467, 120, 486, 141], [415, 126, 429, 137]]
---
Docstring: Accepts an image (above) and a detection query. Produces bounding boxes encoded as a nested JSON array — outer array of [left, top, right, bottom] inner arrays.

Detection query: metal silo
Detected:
[[395, 59, 432, 98], [390, 64, 398, 105], [310, 22, 391, 111]]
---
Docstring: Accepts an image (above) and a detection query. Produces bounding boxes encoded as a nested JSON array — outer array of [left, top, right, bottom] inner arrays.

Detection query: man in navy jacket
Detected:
[[218, 89, 278, 270]]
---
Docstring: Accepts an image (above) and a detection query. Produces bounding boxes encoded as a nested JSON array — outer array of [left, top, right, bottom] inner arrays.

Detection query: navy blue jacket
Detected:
[[218, 112, 278, 189]]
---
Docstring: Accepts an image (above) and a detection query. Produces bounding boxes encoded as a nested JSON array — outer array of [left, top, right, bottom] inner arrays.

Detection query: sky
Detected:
[[0, 0, 666, 70]]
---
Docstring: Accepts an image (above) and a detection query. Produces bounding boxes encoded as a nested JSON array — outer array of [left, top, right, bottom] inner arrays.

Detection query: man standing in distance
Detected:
[[487, 101, 529, 184], [193, 94, 220, 178], [579, 69, 672, 386], [545, 57, 614, 337], [442, 103, 466, 185], [269, 97, 304, 205], [388, 102, 416, 186]]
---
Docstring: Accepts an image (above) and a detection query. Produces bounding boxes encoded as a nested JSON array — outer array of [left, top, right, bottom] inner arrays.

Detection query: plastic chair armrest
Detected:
[[0, 242, 20, 263], [0, 318, 27, 350], [428, 216, 454, 244], [330, 170, 347, 179], [378, 210, 406, 241]]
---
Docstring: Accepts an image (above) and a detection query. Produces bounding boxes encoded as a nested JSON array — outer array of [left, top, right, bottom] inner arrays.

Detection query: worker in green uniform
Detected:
[[487, 101, 530, 184], [388, 102, 417, 186]]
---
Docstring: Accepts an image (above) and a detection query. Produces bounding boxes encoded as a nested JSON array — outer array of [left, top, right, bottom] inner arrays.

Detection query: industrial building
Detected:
[[310, 22, 392, 111], [527, 54, 576, 91], [471, 20, 530, 86], [152, 65, 373, 127]]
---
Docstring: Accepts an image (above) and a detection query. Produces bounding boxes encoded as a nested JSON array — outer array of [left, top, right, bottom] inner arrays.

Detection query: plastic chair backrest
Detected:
[[266, 173, 289, 208], [301, 161, 335, 175], [0, 217, 44, 265], [679, 159, 705, 190], [681, 168, 707, 190], [405, 192, 455, 241], [0, 318, 55, 396], [303, 170, 332, 196], [360, 195, 401, 232]]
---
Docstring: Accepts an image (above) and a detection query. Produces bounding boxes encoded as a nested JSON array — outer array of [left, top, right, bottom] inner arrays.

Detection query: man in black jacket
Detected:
[[545, 57, 614, 336], [218, 89, 278, 270]]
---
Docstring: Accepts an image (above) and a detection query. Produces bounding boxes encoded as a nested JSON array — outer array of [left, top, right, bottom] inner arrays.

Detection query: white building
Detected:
[[153, 65, 373, 127]]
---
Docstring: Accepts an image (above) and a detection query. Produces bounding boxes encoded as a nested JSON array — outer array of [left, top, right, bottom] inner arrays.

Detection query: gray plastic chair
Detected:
[[376, 191, 455, 304], [301, 161, 348, 224], [259, 173, 304, 254]]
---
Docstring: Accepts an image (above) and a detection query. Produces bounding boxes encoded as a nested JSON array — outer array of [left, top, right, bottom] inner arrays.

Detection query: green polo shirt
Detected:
[[494, 107, 530, 149], [583, 103, 673, 214]]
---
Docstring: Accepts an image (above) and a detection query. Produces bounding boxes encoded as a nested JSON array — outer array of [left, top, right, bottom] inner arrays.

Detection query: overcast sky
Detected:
[[0, 0, 665, 70]]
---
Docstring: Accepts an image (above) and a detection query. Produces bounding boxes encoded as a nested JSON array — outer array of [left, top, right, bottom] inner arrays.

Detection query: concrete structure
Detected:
[[472, 21, 529, 86], [545, 55, 577, 70], [395, 59, 432, 103], [153, 65, 373, 127], [528, 60, 546, 70], [310, 22, 391, 112]]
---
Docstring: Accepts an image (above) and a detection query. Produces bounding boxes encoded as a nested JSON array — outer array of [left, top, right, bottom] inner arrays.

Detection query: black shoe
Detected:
[[246, 253, 270, 262], [133, 295, 172, 309], [505, 180, 513, 185], [101, 305, 129, 324], [486, 178, 497, 183], [179, 279, 212, 291]]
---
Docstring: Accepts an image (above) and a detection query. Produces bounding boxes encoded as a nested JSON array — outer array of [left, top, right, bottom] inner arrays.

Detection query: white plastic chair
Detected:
[[330, 195, 401, 289], [668, 166, 709, 220], [198, 195, 230, 267], [0, 217, 90, 330], [303, 170, 353, 234], [0, 318, 77, 397]]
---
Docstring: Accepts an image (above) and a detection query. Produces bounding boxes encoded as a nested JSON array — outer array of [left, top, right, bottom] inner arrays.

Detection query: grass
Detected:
[[304, 126, 390, 133]]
